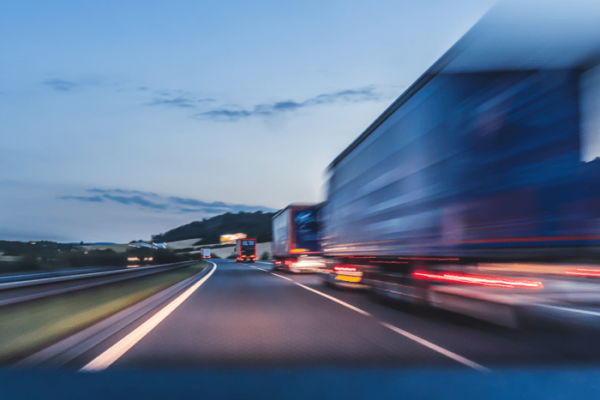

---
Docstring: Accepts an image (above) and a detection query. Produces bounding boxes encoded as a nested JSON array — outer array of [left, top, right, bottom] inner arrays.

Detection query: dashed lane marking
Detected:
[[246, 263, 490, 372]]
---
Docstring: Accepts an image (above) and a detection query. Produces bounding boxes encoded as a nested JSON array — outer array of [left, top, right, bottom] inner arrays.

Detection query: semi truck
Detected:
[[200, 248, 211, 259], [271, 204, 324, 273], [235, 239, 257, 263], [318, 2, 600, 303]]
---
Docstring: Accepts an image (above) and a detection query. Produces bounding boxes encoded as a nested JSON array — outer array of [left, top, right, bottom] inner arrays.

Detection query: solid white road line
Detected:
[[380, 322, 490, 372], [294, 282, 372, 317], [248, 265, 268, 273], [271, 273, 293, 282], [247, 264, 293, 281], [246, 264, 489, 372], [537, 304, 600, 317], [80, 262, 217, 372]]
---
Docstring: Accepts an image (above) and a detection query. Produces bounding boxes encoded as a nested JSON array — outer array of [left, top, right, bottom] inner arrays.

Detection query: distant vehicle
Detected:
[[271, 204, 323, 273], [235, 239, 256, 263], [200, 248, 211, 259]]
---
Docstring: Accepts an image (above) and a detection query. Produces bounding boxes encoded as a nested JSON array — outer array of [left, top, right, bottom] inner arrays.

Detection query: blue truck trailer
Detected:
[[319, 1, 600, 297], [271, 204, 323, 272]]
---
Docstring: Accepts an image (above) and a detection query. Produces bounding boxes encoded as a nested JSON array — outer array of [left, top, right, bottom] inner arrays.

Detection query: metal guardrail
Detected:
[[0, 261, 195, 291], [13, 261, 216, 368], [0, 261, 198, 307]]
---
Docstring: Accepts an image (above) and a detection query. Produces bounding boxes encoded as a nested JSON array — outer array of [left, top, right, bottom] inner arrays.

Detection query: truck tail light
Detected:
[[334, 265, 358, 273], [412, 271, 543, 289]]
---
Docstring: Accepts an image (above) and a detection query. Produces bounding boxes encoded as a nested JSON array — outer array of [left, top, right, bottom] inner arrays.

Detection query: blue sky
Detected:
[[0, 0, 493, 242]]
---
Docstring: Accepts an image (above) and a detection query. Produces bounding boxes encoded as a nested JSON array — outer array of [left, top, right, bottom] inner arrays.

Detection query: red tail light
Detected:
[[412, 271, 543, 289], [334, 265, 358, 273], [565, 268, 600, 277], [284, 260, 294, 266]]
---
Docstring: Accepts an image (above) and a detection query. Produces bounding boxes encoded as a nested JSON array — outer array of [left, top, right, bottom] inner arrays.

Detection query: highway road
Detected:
[[28, 258, 600, 372]]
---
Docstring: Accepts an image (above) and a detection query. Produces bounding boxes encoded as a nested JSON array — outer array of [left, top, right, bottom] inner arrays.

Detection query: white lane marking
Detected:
[[271, 273, 293, 282], [246, 264, 488, 372], [248, 265, 367, 313], [248, 264, 293, 282], [80, 262, 217, 372], [537, 304, 600, 317], [248, 265, 268, 272], [380, 322, 490, 372], [293, 282, 372, 317]]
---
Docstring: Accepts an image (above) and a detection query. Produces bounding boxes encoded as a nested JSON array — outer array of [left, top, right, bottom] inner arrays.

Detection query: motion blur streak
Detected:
[[80, 262, 217, 372], [370, 261, 409, 264], [397, 257, 460, 261], [564, 269, 600, 277], [413, 271, 543, 289], [333, 265, 359, 272]]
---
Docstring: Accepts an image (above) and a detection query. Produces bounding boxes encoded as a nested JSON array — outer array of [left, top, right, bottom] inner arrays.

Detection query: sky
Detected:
[[0, 0, 494, 243]]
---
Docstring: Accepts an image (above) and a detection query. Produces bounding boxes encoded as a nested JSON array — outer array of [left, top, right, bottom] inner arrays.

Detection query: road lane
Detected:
[[67, 259, 600, 371], [250, 264, 488, 371], [86, 259, 466, 369], [261, 263, 597, 368]]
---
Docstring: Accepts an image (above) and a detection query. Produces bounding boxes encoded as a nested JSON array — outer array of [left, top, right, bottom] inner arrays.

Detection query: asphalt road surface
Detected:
[[40, 258, 600, 372]]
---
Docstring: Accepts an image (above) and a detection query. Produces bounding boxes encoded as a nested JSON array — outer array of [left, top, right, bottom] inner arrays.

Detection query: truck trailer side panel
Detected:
[[323, 70, 600, 262], [272, 205, 320, 259]]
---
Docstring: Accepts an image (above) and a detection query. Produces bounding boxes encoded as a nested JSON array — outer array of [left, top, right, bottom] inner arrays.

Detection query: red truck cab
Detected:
[[235, 239, 257, 263]]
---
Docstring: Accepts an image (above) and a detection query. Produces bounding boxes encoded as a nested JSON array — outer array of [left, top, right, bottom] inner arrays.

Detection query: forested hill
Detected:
[[152, 211, 276, 244]]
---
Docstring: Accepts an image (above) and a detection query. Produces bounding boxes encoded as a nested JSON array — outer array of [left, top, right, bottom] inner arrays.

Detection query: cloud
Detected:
[[42, 77, 107, 92], [102, 194, 168, 210], [197, 87, 382, 121], [147, 90, 216, 109], [0, 228, 69, 242], [149, 97, 197, 108], [87, 188, 161, 197], [199, 109, 252, 119], [43, 79, 78, 92], [59, 195, 104, 203], [59, 189, 275, 216], [169, 197, 229, 208]]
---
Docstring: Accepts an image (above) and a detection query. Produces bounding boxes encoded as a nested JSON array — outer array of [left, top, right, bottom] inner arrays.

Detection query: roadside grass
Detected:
[[0, 261, 208, 363]]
